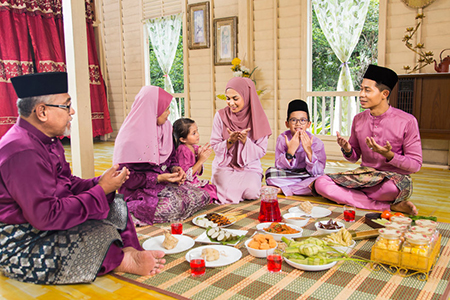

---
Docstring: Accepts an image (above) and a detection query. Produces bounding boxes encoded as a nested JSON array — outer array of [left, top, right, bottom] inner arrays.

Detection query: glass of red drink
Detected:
[[258, 186, 282, 223], [267, 250, 283, 273], [171, 222, 183, 234], [343, 205, 356, 222], [189, 253, 205, 277]]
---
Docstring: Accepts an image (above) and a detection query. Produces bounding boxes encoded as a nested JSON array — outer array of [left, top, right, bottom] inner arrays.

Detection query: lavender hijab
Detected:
[[113, 86, 173, 165], [218, 77, 272, 140]]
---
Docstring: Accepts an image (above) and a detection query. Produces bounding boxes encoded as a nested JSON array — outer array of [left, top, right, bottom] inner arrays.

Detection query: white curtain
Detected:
[[146, 14, 182, 123], [312, 0, 370, 135]]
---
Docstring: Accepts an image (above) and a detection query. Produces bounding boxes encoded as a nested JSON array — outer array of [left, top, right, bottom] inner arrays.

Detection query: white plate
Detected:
[[195, 229, 247, 245], [142, 235, 195, 254], [192, 214, 236, 228], [185, 245, 242, 267], [288, 206, 332, 219], [284, 257, 337, 271], [255, 222, 303, 241]]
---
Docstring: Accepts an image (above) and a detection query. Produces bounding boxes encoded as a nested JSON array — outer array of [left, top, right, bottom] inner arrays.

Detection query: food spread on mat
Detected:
[[205, 213, 232, 226], [206, 227, 244, 244], [263, 222, 300, 234], [317, 219, 342, 230], [162, 229, 179, 250], [248, 234, 277, 250]]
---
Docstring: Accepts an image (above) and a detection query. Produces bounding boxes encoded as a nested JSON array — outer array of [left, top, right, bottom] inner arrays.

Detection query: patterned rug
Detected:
[[113, 199, 450, 300]]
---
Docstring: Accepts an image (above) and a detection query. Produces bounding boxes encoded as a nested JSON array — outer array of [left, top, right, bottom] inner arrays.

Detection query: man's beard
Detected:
[[63, 126, 71, 137]]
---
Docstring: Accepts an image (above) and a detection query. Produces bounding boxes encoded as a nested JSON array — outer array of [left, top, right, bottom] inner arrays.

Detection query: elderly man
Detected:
[[312, 65, 421, 216], [0, 72, 165, 285]]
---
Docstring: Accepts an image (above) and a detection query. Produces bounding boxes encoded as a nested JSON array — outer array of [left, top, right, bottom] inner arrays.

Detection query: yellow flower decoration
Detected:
[[231, 57, 241, 66]]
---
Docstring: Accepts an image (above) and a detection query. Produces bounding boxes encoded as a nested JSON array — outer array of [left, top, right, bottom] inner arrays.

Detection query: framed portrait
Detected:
[[188, 2, 210, 50], [214, 17, 238, 65]]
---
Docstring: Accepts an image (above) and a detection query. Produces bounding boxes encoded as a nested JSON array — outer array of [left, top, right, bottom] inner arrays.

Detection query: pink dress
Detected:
[[175, 144, 217, 202]]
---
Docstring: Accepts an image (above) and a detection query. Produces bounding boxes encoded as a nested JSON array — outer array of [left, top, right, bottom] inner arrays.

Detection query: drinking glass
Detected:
[[343, 205, 356, 222], [171, 221, 183, 234], [267, 249, 283, 273], [189, 252, 205, 277]]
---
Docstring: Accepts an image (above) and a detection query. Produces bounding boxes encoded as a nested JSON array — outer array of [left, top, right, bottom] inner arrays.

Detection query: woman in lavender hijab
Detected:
[[210, 77, 272, 204], [113, 86, 210, 225]]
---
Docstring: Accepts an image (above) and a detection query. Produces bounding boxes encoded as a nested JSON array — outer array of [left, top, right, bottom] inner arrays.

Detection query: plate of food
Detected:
[[142, 230, 195, 254], [288, 201, 331, 219], [185, 245, 242, 267], [284, 257, 337, 271], [195, 228, 246, 245], [256, 222, 303, 241], [192, 213, 237, 228]]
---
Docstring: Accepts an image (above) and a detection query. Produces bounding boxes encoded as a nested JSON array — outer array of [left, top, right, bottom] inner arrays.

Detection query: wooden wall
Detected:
[[98, 0, 450, 166]]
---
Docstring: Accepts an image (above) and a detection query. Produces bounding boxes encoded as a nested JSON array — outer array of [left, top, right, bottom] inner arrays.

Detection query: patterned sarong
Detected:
[[311, 166, 412, 204], [265, 167, 311, 180], [0, 195, 128, 284]]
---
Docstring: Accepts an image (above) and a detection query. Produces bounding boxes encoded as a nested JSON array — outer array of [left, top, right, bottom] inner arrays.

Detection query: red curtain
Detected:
[[0, 1, 35, 137], [0, 0, 112, 138]]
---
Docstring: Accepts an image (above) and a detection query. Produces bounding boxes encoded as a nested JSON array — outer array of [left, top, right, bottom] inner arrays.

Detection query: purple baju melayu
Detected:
[[0, 118, 141, 284], [175, 144, 217, 202], [265, 130, 326, 196], [313, 106, 422, 211]]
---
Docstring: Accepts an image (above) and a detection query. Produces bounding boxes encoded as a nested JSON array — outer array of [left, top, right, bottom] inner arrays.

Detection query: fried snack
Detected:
[[323, 228, 352, 246], [248, 234, 277, 250], [205, 213, 231, 226], [162, 229, 179, 250], [201, 248, 220, 261], [299, 201, 313, 214]]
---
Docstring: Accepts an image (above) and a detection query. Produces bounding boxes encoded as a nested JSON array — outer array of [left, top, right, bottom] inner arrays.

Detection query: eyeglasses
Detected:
[[289, 118, 309, 125], [45, 103, 71, 112]]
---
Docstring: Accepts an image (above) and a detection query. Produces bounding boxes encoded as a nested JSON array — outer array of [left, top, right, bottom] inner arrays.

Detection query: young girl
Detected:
[[173, 118, 217, 202]]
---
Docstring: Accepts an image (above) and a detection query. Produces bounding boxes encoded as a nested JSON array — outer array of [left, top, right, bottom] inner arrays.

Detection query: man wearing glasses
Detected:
[[0, 72, 165, 285], [265, 99, 326, 196]]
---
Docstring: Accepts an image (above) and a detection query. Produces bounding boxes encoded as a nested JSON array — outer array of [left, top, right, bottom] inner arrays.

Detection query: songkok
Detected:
[[287, 99, 310, 121], [363, 65, 398, 91], [11, 72, 68, 98]]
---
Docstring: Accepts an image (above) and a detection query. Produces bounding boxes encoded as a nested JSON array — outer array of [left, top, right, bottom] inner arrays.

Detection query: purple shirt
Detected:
[[274, 130, 326, 176], [0, 118, 111, 231], [345, 106, 422, 174]]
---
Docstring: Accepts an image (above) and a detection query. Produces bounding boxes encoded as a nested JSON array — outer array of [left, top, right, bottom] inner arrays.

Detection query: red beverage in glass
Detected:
[[258, 199, 282, 222], [190, 258, 205, 277], [343, 210, 355, 222], [267, 254, 282, 273], [171, 223, 183, 234]]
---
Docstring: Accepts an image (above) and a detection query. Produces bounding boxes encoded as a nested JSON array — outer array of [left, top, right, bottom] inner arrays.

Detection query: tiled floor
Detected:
[[1, 140, 449, 300]]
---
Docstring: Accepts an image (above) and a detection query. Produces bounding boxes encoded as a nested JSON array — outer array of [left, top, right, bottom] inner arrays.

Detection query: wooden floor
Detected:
[[1, 140, 449, 300]]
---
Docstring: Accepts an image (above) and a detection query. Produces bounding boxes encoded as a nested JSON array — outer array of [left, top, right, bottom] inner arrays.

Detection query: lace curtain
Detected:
[[312, 0, 370, 135], [145, 14, 182, 123]]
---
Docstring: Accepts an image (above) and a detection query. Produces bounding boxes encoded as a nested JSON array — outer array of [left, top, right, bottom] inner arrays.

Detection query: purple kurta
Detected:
[[210, 112, 268, 204], [0, 118, 141, 277], [266, 130, 326, 196], [175, 144, 217, 201]]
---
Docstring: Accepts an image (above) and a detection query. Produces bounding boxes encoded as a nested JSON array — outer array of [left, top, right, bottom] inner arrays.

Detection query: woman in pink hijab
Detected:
[[113, 86, 211, 225], [211, 77, 272, 204]]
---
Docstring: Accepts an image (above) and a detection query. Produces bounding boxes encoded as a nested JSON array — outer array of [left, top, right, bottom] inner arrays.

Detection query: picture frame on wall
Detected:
[[187, 2, 210, 50], [214, 17, 238, 65]]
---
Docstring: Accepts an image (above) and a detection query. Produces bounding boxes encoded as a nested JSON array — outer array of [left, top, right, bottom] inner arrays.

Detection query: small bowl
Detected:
[[283, 213, 310, 227], [256, 222, 303, 241], [314, 220, 345, 235], [244, 239, 277, 258]]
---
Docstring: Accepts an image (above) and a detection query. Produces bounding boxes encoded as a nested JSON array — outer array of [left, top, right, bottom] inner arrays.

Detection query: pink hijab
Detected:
[[113, 86, 173, 165], [218, 77, 272, 140]]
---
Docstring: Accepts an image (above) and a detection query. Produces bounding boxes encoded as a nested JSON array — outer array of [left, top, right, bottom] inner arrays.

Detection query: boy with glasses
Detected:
[[265, 99, 326, 196]]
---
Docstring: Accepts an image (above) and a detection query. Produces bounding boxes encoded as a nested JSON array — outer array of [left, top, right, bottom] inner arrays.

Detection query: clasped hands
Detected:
[[158, 166, 186, 185], [227, 128, 251, 145], [99, 164, 130, 195], [285, 130, 313, 160], [336, 131, 394, 161]]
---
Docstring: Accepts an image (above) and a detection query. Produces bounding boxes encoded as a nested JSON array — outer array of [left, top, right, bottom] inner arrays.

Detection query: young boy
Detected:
[[265, 99, 326, 196]]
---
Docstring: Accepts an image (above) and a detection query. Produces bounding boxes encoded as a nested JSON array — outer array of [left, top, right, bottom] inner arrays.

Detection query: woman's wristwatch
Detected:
[[341, 147, 352, 157], [227, 139, 233, 145]]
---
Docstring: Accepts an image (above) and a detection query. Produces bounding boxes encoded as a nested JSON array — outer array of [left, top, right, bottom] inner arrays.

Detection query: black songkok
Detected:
[[11, 72, 68, 98], [363, 65, 398, 91], [287, 99, 310, 121]]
